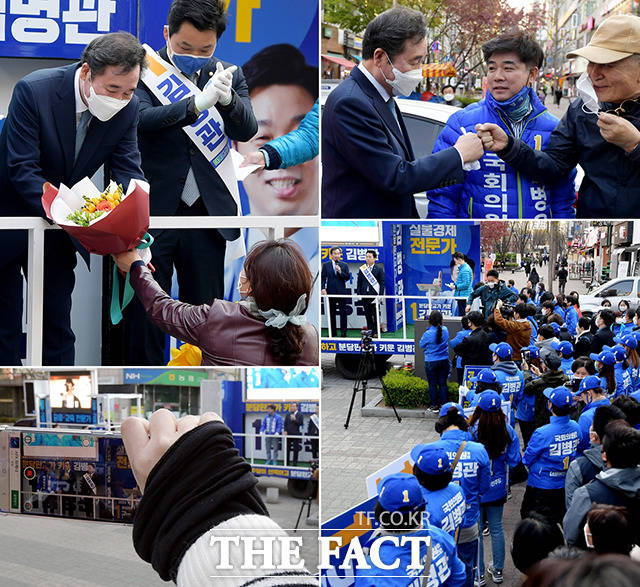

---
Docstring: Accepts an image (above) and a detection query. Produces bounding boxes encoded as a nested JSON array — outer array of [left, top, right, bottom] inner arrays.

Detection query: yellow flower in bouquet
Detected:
[[67, 183, 124, 226], [168, 343, 202, 366]]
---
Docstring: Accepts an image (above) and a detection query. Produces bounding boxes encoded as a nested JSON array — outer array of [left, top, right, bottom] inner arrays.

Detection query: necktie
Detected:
[[387, 97, 400, 130], [74, 110, 91, 162], [181, 167, 201, 206]]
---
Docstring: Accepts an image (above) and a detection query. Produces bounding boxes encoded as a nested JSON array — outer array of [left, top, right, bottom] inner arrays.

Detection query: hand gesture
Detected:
[[210, 62, 236, 106], [475, 123, 509, 152], [239, 151, 266, 169], [121, 409, 222, 492], [112, 249, 142, 273], [597, 112, 640, 152], [454, 132, 484, 163]]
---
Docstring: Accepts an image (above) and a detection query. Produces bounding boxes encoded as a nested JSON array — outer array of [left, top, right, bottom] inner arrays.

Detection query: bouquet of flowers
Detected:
[[42, 177, 150, 255]]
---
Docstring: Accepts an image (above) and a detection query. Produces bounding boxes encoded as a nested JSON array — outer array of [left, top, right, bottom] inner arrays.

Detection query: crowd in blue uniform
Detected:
[[354, 264, 640, 585]]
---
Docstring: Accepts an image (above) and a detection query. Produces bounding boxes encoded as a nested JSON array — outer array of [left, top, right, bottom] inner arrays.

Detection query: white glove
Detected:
[[194, 79, 219, 112], [210, 62, 237, 106]]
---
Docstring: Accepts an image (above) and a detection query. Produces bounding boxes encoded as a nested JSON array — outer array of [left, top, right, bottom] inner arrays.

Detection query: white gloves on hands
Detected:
[[194, 63, 237, 112]]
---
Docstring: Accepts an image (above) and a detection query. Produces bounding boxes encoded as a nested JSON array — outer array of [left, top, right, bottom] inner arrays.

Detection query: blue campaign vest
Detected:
[[493, 367, 525, 426], [560, 357, 574, 378], [577, 398, 610, 453]]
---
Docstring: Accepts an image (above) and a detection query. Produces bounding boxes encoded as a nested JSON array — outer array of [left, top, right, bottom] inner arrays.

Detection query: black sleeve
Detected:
[[132, 421, 268, 582]]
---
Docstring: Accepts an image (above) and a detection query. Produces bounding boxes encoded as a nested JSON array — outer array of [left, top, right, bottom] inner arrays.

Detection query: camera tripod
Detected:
[[344, 340, 402, 429]]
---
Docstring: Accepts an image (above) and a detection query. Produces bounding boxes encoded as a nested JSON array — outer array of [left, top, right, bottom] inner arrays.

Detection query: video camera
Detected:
[[360, 329, 373, 351]]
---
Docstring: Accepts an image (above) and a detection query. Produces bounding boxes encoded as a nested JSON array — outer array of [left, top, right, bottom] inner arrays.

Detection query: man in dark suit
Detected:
[[356, 250, 385, 336], [453, 311, 492, 371], [321, 246, 351, 337], [590, 309, 616, 354], [284, 402, 304, 467], [0, 32, 146, 366], [321, 6, 483, 219], [132, 0, 258, 365]]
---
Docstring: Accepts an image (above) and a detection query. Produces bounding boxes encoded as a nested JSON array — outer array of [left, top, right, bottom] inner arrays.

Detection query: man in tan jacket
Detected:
[[494, 300, 531, 362]]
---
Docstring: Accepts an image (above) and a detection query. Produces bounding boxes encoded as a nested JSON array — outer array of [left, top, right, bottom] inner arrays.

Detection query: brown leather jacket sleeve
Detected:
[[129, 264, 209, 346]]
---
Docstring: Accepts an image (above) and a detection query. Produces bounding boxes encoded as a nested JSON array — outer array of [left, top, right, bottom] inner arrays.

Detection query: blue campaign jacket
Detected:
[[262, 99, 318, 169], [523, 415, 580, 489], [420, 483, 466, 539], [450, 328, 471, 368], [429, 430, 491, 527], [560, 357, 574, 378], [471, 423, 521, 503], [577, 397, 610, 454], [492, 361, 525, 426], [355, 527, 466, 587], [420, 326, 450, 363], [427, 88, 576, 219], [613, 363, 634, 397], [454, 262, 473, 297], [565, 306, 578, 336], [260, 412, 283, 435], [527, 316, 538, 345], [553, 305, 566, 320]]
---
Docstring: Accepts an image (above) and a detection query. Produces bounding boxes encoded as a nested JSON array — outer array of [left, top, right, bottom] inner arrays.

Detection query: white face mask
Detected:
[[616, 317, 624, 324], [84, 80, 130, 122], [583, 524, 593, 549], [443, 93, 455, 102], [380, 54, 423, 97], [577, 72, 600, 115], [486, 281, 496, 288]]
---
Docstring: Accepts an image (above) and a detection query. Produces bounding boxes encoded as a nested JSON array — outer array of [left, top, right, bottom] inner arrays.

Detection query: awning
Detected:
[[321, 54, 356, 70], [422, 62, 457, 78], [624, 244, 640, 253]]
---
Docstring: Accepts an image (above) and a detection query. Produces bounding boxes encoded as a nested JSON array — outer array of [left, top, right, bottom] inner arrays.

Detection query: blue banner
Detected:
[[321, 338, 415, 356], [0, 0, 138, 59]]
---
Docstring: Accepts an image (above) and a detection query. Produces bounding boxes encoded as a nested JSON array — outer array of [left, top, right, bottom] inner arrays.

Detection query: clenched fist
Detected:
[[454, 132, 484, 163], [475, 123, 509, 152]]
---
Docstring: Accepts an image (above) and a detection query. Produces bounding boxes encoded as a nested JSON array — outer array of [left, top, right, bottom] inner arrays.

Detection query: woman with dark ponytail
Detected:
[[113, 239, 317, 366], [420, 310, 451, 412]]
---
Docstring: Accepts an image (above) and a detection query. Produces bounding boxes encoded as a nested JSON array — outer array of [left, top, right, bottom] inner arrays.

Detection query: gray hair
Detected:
[[362, 6, 427, 60], [81, 32, 147, 77]]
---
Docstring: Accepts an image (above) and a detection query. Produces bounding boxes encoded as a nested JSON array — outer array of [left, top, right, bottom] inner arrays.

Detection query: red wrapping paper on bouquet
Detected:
[[41, 177, 150, 255]]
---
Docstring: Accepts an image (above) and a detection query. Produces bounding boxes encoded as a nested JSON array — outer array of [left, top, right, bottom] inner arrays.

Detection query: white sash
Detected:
[[140, 45, 242, 219], [359, 264, 380, 294]]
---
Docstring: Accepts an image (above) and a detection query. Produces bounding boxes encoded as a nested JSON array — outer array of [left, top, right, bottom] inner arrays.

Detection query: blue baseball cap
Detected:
[[589, 350, 616, 366], [551, 340, 574, 356], [377, 473, 425, 511], [603, 344, 628, 362], [477, 390, 502, 412], [470, 368, 497, 384], [543, 386, 573, 407], [439, 402, 465, 418], [521, 344, 540, 358], [573, 375, 602, 397], [489, 342, 513, 359], [548, 322, 561, 335], [410, 444, 451, 475], [614, 334, 638, 349]]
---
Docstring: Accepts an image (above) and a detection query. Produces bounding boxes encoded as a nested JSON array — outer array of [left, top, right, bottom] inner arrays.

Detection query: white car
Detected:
[[578, 277, 640, 316]]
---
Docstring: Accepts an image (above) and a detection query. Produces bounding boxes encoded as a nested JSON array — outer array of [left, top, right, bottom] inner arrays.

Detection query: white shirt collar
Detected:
[[74, 67, 89, 117], [358, 62, 392, 102]]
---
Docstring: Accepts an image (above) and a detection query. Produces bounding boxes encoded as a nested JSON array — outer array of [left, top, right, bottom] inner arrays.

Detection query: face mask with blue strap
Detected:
[[167, 38, 213, 75]]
